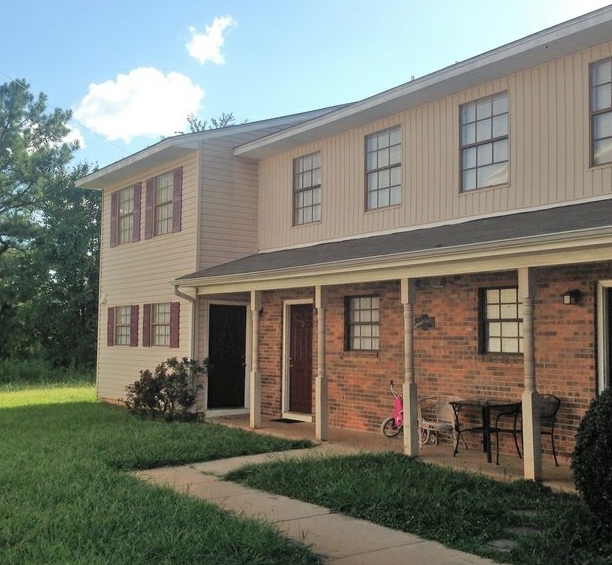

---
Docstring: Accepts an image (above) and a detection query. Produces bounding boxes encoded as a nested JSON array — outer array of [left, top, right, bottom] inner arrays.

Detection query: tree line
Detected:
[[0, 79, 100, 369], [0, 78, 240, 372]]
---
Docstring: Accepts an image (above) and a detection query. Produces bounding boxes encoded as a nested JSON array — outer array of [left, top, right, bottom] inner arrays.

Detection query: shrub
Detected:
[[0, 357, 95, 385], [125, 357, 207, 421], [571, 388, 612, 526]]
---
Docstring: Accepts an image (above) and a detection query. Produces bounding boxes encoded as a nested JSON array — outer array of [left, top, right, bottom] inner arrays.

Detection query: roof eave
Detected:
[[76, 107, 347, 190], [235, 6, 612, 160], [172, 226, 612, 292]]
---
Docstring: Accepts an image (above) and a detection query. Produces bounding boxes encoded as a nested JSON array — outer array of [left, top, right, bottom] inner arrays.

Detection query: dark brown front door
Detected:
[[207, 304, 246, 409], [289, 304, 313, 414]]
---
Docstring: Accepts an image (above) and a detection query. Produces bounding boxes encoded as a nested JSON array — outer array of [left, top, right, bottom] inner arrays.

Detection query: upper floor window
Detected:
[[107, 305, 139, 347], [109, 183, 141, 247], [461, 92, 509, 191], [479, 287, 522, 354], [591, 58, 612, 166], [118, 186, 134, 245], [293, 152, 321, 225], [154, 172, 174, 235], [365, 127, 401, 210], [145, 167, 183, 239], [345, 295, 380, 351]]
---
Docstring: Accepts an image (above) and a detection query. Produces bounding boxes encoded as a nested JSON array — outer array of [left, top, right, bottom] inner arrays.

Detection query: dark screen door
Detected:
[[207, 304, 246, 409]]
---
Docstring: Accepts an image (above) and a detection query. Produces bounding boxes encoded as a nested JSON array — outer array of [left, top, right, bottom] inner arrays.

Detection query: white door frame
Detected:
[[597, 280, 612, 393], [282, 298, 313, 422]]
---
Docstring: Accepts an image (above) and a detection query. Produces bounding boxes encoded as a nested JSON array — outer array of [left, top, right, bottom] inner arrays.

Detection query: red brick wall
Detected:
[[257, 261, 612, 463], [259, 288, 314, 415]]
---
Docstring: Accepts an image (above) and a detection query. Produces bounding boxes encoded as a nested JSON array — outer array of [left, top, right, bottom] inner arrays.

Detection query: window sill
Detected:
[[364, 203, 401, 214], [460, 182, 509, 195], [342, 349, 380, 358]]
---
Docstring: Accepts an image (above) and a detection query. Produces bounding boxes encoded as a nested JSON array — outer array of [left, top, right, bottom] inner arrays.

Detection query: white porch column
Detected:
[[401, 278, 419, 456], [315, 285, 329, 441], [249, 291, 262, 429], [518, 267, 542, 480]]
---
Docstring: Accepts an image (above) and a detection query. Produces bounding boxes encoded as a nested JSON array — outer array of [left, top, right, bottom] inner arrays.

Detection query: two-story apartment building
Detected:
[[79, 6, 612, 479]]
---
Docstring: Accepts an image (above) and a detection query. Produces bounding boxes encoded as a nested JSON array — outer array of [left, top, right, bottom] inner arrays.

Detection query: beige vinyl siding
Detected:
[[197, 126, 293, 271], [258, 42, 612, 251], [97, 155, 197, 402]]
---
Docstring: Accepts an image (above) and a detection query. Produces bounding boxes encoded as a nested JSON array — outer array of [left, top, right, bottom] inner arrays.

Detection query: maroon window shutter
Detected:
[[170, 302, 180, 348], [142, 303, 151, 347], [110, 192, 119, 248], [144, 179, 154, 239], [107, 307, 115, 346], [172, 167, 183, 233], [130, 305, 139, 347], [132, 182, 142, 242]]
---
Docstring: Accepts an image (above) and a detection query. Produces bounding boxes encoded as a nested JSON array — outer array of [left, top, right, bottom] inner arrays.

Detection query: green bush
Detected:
[[571, 388, 612, 526], [125, 357, 207, 421]]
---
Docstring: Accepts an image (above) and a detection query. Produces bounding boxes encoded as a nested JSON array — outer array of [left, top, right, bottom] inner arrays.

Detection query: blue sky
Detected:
[[2, 0, 610, 168]]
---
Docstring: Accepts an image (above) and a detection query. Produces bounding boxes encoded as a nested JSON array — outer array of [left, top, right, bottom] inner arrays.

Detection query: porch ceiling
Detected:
[[174, 199, 612, 293]]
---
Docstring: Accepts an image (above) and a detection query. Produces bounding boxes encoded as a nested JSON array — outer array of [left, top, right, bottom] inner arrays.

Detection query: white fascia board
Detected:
[[173, 226, 612, 293], [76, 107, 344, 190], [235, 6, 612, 160]]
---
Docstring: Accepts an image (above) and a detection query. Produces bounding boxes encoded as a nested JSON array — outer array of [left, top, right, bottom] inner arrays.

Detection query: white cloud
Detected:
[[73, 68, 204, 142], [186, 15, 236, 65], [65, 125, 85, 148]]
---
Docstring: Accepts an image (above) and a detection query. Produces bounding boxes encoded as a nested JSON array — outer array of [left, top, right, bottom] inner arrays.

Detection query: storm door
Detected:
[[597, 282, 612, 392], [207, 304, 247, 409], [288, 304, 313, 414]]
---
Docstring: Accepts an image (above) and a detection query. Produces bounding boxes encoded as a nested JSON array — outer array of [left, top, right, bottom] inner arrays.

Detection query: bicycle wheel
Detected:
[[381, 416, 402, 437]]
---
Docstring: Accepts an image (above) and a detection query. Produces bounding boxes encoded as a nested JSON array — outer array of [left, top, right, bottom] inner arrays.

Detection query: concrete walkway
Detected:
[[134, 443, 507, 565]]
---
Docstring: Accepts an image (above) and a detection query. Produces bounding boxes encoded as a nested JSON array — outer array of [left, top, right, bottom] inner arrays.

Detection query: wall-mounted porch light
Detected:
[[562, 289, 581, 305], [415, 314, 436, 330]]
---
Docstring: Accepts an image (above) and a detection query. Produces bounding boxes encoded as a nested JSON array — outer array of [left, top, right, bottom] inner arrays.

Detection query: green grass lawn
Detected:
[[226, 453, 612, 565], [0, 384, 318, 565]]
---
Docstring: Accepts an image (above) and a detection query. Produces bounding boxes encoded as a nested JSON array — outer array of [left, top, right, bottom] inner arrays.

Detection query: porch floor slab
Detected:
[[208, 415, 575, 493]]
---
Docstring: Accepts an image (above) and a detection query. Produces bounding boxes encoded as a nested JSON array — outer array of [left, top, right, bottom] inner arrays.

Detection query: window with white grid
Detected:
[[293, 152, 321, 225], [346, 295, 380, 351], [365, 127, 401, 210]]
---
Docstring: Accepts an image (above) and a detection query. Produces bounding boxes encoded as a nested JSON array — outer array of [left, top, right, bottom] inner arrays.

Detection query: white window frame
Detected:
[[117, 186, 134, 245], [365, 127, 402, 210], [591, 58, 612, 167], [293, 152, 322, 225], [346, 295, 380, 351], [460, 92, 509, 191], [154, 171, 173, 236], [114, 306, 132, 346], [151, 302, 171, 346], [481, 287, 523, 354]]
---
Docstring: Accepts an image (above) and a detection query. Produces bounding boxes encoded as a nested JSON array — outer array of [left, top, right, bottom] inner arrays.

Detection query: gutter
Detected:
[[172, 225, 612, 289]]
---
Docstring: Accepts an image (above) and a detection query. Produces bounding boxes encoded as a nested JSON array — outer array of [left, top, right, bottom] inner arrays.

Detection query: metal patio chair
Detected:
[[494, 394, 561, 466], [418, 395, 466, 449]]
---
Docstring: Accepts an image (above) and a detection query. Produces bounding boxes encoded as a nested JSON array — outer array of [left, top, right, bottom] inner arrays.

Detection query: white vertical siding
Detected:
[[258, 41, 612, 252]]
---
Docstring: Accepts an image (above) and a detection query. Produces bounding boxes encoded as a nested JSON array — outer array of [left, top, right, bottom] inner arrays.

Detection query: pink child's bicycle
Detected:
[[381, 380, 403, 437]]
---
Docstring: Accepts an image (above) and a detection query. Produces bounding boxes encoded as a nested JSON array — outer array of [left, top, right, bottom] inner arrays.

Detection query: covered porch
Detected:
[[174, 200, 612, 484], [209, 414, 575, 494]]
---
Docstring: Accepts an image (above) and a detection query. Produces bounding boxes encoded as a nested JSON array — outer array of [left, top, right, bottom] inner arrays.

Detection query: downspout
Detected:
[[173, 284, 197, 360], [174, 284, 207, 415]]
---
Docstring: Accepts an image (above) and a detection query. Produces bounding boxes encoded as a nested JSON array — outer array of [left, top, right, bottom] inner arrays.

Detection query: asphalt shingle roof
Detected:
[[177, 199, 612, 282]]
